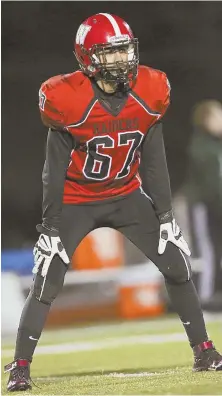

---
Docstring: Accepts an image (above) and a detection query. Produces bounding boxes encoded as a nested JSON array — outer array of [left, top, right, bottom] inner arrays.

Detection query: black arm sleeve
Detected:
[[41, 129, 74, 232], [139, 122, 173, 218]]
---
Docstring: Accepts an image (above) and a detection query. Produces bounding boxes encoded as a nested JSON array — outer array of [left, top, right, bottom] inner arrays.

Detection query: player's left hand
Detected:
[[33, 230, 70, 277], [158, 217, 191, 256]]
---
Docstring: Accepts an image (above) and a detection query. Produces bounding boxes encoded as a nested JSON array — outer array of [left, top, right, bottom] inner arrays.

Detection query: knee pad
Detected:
[[31, 274, 62, 304], [31, 256, 67, 304], [164, 253, 192, 284]]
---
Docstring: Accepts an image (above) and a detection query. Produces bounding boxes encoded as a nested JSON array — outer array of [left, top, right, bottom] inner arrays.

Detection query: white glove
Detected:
[[33, 233, 70, 277], [158, 218, 191, 256]]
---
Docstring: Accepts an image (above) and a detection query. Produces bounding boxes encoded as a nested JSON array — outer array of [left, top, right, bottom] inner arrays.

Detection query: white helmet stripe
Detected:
[[99, 13, 122, 36]]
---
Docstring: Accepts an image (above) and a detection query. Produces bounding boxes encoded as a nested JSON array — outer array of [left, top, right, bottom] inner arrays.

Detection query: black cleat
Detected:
[[4, 359, 32, 392], [193, 340, 222, 371]]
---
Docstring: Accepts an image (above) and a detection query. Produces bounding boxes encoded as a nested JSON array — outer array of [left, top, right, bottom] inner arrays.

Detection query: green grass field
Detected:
[[1, 316, 222, 395]]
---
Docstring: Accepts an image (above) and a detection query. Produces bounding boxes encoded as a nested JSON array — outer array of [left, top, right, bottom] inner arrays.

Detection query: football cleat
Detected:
[[4, 359, 32, 392], [193, 340, 222, 371]]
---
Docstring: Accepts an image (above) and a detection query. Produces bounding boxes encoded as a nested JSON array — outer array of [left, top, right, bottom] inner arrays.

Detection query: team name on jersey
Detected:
[[92, 117, 139, 135]]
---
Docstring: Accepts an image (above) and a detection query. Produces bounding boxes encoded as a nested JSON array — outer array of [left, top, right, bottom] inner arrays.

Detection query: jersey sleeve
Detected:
[[139, 122, 173, 216], [41, 129, 74, 230], [39, 77, 66, 129]]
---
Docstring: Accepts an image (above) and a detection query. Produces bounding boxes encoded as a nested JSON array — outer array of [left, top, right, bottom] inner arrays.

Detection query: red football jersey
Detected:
[[39, 65, 170, 204]]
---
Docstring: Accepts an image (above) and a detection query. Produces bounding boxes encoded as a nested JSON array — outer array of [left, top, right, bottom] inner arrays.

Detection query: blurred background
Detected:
[[2, 1, 222, 334]]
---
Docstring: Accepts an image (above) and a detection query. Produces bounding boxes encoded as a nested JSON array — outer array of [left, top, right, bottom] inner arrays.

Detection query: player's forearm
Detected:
[[139, 122, 173, 218], [41, 129, 74, 231]]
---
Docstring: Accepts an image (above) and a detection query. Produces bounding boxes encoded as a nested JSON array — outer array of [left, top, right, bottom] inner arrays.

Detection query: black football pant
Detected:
[[15, 189, 208, 361]]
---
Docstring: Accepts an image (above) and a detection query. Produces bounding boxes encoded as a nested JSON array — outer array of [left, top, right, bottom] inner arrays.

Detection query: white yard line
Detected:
[[36, 369, 180, 381], [2, 332, 188, 358]]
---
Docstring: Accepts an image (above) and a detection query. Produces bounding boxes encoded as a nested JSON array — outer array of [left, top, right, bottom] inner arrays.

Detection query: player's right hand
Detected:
[[33, 233, 70, 277], [158, 210, 191, 257], [158, 218, 191, 256]]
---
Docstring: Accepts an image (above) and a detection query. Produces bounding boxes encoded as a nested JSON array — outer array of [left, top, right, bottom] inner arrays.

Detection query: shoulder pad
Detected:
[[39, 71, 92, 128], [39, 74, 67, 128], [133, 65, 171, 118]]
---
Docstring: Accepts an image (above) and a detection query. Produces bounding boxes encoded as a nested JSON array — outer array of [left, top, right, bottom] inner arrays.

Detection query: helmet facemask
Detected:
[[78, 38, 139, 85]]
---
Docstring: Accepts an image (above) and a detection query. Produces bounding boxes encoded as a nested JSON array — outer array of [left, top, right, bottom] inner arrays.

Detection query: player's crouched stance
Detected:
[[5, 13, 222, 392]]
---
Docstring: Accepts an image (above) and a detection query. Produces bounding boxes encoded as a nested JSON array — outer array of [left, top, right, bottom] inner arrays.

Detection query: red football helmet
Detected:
[[74, 13, 139, 84]]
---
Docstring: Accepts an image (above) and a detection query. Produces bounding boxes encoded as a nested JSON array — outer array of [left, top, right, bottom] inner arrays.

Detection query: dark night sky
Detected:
[[2, 1, 222, 248]]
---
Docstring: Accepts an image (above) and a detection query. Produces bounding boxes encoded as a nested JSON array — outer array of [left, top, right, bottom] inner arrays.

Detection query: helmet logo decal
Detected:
[[39, 89, 46, 111], [76, 24, 91, 45]]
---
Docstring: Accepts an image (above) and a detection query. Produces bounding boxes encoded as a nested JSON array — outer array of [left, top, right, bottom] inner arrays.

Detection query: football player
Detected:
[[5, 13, 222, 392]]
